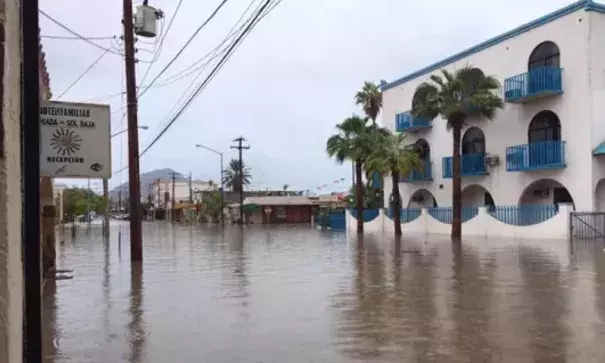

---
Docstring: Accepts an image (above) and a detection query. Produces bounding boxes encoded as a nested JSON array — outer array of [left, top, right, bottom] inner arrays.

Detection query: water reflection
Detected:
[[42, 224, 605, 362]]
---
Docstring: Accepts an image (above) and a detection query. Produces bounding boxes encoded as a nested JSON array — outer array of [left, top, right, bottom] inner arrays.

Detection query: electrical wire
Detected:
[[140, 0, 274, 157], [136, 0, 230, 98], [114, 0, 280, 176], [57, 48, 111, 100], [39, 9, 152, 63], [42, 35, 117, 40], [138, 0, 181, 89]]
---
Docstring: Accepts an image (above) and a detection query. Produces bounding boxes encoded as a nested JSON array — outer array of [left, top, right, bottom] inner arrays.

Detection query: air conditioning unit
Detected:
[[411, 195, 424, 203], [484, 154, 500, 167]]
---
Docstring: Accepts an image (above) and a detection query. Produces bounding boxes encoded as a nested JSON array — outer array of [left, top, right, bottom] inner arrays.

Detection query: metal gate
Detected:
[[570, 211, 605, 240]]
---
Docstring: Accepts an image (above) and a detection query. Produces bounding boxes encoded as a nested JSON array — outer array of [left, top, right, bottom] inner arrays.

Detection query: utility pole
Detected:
[[230, 137, 250, 225], [22, 0, 43, 359], [171, 172, 177, 223], [123, 0, 143, 261], [103, 178, 109, 237], [189, 172, 193, 204]]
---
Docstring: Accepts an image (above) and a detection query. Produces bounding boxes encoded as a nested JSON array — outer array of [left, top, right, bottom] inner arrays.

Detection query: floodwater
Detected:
[[44, 222, 605, 362]]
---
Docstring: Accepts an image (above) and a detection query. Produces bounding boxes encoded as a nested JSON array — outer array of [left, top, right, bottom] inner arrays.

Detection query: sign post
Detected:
[[39, 101, 111, 178]]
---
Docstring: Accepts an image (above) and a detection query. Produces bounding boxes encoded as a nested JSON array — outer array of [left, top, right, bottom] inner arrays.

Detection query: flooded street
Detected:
[[44, 222, 605, 362]]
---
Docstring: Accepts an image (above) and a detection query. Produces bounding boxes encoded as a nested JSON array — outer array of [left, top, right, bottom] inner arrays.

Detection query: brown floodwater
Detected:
[[43, 222, 605, 362]]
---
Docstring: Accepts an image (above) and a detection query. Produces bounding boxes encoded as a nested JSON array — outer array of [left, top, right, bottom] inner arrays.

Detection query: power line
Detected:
[[113, 0, 278, 176], [136, 0, 230, 98], [138, 0, 183, 88], [39, 9, 152, 63], [57, 48, 111, 100], [139, 0, 273, 156], [42, 34, 117, 40]]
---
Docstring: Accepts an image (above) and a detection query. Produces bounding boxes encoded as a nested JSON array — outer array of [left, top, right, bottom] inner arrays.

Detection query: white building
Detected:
[[150, 179, 217, 208], [380, 0, 605, 212]]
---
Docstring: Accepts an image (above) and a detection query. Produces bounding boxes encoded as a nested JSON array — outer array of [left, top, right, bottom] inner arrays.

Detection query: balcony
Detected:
[[506, 140, 566, 171], [442, 153, 487, 178], [395, 111, 431, 132], [504, 66, 563, 103], [402, 159, 432, 182]]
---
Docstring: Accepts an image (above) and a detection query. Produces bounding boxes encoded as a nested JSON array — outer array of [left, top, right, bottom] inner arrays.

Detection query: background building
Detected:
[[381, 0, 605, 212]]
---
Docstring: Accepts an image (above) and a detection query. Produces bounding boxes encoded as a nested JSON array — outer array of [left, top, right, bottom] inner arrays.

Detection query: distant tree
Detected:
[[283, 184, 289, 191], [63, 187, 105, 221], [355, 81, 383, 124], [222, 159, 251, 192], [202, 191, 223, 223]]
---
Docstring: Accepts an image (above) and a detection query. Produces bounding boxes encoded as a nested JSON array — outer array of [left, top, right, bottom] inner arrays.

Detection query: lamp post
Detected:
[[195, 144, 224, 226], [111, 125, 149, 138]]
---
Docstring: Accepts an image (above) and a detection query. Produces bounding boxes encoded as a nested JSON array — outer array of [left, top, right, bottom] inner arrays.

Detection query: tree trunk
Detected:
[[355, 159, 364, 234], [452, 124, 462, 240], [391, 170, 402, 236]]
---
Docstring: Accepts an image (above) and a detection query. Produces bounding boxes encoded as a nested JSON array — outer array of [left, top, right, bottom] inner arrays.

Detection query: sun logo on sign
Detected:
[[50, 128, 82, 156]]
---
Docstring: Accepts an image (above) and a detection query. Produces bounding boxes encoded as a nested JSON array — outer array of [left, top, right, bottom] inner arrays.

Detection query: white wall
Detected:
[[348, 204, 573, 240], [0, 0, 23, 360], [382, 7, 595, 211], [152, 180, 217, 207]]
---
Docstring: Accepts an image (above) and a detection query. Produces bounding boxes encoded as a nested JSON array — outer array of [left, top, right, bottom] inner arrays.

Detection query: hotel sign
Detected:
[[40, 101, 111, 178]]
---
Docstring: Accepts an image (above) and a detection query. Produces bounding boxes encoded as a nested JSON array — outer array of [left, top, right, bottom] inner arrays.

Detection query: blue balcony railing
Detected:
[[506, 140, 566, 171], [427, 206, 479, 224], [442, 153, 487, 178], [504, 66, 563, 103], [395, 111, 431, 132], [402, 159, 432, 182]]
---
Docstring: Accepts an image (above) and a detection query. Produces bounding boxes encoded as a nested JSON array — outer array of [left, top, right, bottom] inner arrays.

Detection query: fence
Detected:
[[386, 208, 422, 223], [346, 204, 573, 239], [350, 209, 380, 222], [315, 213, 346, 230], [489, 204, 557, 226], [570, 212, 605, 240], [427, 206, 479, 224]]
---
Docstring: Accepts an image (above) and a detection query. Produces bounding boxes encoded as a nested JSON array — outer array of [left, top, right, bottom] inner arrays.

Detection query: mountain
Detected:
[[109, 168, 187, 200]]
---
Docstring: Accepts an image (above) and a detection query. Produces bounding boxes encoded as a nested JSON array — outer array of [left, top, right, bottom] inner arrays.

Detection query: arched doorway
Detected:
[[528, 41, 560, 70], [462, 184, 495, 208], [528, 111, 561, 143], [518, 178, 574, 208], [528, 111, 563, 167], [408, 189, 437, 209], [462, 127, 486, 155]]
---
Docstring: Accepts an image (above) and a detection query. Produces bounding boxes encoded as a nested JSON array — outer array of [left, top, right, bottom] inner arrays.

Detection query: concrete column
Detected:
[[0, 0, 24, 360]]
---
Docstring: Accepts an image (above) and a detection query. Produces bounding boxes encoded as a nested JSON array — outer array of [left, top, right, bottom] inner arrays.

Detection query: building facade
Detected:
[[150, 179, 217, 208], [381, 0, 605, 213]]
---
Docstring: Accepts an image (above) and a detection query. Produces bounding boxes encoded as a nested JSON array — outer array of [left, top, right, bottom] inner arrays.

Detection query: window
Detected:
[[462, 127, 485, 154], [528, 111, 561, 143], [528, 41, 560, 69]]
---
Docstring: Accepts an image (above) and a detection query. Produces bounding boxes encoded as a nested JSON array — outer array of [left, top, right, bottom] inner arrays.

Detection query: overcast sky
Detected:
[[40, 0, 580, 194]]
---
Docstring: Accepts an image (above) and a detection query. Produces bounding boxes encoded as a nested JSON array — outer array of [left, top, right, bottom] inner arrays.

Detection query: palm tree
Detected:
[[412, 66, 503, 239], [222, 159, 251, 192], [355, 81, 383, 124], [326, 115, 374, 233], [365, 132, 424, 236]]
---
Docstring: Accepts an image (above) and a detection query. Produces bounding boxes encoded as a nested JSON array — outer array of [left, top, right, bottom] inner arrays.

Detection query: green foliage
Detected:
[[202, 191, 223, 222], [355, 81, 383, 123], [326, 115, 374, 164], [344, 184, 383, 209], [411, 65, 504, 128], [364, 132, 424, 180], [222, 158, 251, 192], [62, 187, 106, 221]]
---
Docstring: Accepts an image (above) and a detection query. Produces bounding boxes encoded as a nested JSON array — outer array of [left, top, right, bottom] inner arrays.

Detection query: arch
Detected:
[[528, 41, 560, 70], [462, 127, 485, 155], [412, 138, 430, 160], [518, 178, 574, 208], [528, 110, 561, 143], [411, 84, 439, 120], [461, 184, 495, 207], [408, 189, 438, 208]]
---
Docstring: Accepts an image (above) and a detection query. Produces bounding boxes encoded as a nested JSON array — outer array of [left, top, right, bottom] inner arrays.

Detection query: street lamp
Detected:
[[195, 144, 224, 226], [111, 125, 149, 138]]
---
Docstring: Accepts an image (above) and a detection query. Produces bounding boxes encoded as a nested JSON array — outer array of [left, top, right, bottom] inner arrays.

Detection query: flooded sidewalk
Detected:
[[44, 223, 605, 362]]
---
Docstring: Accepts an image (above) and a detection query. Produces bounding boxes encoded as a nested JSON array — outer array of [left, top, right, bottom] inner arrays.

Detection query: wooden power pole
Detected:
[[230, 137, 250, 225], [123, 0, 143, 261], [103, 178, 109, 237]]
